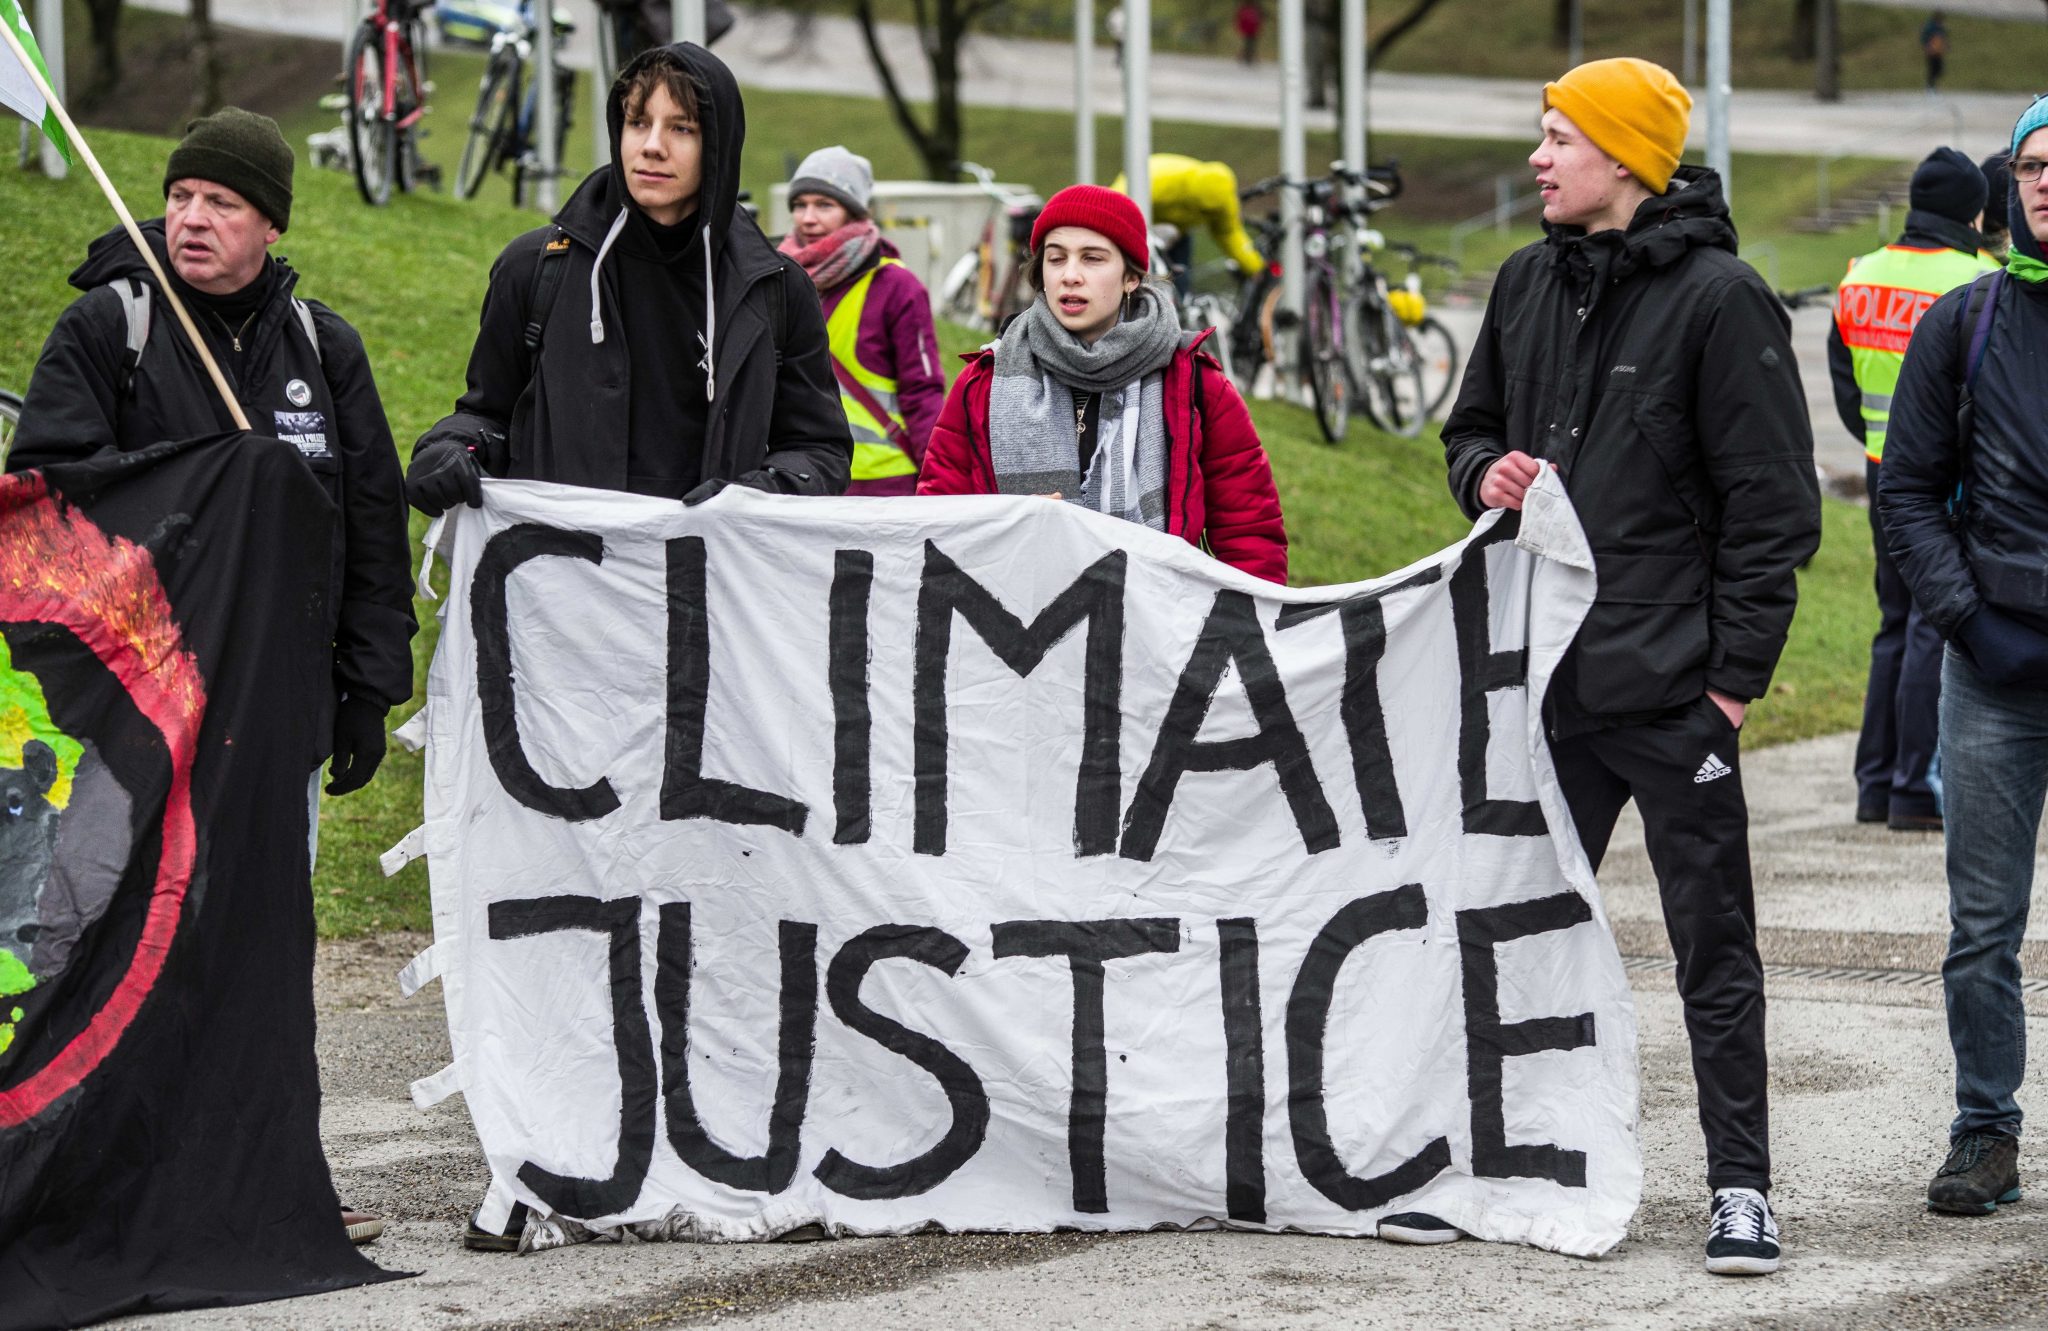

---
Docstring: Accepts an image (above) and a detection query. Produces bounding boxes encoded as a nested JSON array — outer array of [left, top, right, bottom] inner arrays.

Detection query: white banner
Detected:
[[408, 472, 1640, 1257]]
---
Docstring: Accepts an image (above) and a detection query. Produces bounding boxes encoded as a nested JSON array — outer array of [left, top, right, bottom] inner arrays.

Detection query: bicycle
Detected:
[[0, 389, 21, 464], [938, 161, 1043, 334], [344, 0, 430, 206], [1383, 242, 1462, 419], [1320, 163, 1429, 439], [451, 0, 575, 208], [1148, 229, 1241, 386]]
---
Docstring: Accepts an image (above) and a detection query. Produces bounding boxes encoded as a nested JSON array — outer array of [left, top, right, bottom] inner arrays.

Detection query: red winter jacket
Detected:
[[917, 332, 1288, 583]]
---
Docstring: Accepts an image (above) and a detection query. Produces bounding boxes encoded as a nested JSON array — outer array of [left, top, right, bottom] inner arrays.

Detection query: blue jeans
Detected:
[[1940, 646, 2048, 1139]]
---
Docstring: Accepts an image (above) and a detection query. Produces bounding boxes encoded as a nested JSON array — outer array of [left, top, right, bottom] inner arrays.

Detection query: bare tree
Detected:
[[79, 0, 124, 109], [1368, 0, 1454, 68], [188, 0, 223, 118], [846, 0, 1005, 181], [1791, 0, 1817, 61], [1814, 0, 1839, 101]]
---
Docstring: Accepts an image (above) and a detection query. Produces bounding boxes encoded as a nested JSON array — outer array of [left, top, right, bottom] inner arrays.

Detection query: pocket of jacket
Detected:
[[1576, 552, 1711, 714], [1630, 393, 1716, 528]]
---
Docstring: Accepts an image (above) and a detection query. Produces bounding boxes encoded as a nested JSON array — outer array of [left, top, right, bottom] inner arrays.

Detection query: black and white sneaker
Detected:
[[1704, 1188, 1780, 1275], [1378, 1212, 1464, 1244]]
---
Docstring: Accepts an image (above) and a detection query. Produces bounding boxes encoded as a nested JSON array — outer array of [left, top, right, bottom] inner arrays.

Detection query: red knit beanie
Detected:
[[1030, 185, 1150, 271]]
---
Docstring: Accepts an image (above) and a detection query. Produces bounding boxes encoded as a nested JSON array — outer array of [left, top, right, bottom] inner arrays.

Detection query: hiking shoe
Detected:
[[1928, 1131, 2021, 1215], [342, 1207, 384, 1246], [1377, 1212, 1464, 1244], [1889, 811, 1944, 832], [462, 1201, 530, 1253], [1704, 1188, 1780, 1275], [1856, 801, 1888, 824]]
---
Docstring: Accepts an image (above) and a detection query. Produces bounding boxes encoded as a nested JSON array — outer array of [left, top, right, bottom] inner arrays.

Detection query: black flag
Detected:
[[0, 435, 404, 1328]]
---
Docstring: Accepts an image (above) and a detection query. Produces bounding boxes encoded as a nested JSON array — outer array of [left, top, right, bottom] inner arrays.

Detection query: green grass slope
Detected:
[[1, 120, 1871, 937]]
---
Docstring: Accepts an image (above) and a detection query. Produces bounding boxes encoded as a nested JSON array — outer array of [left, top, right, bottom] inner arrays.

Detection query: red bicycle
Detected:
[[345, 0, 429, 206]]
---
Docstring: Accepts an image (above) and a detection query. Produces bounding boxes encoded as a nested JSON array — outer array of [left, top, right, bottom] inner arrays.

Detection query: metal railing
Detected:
[[1447, 174, 1546, 268], [1816, 98, 1964, 216]]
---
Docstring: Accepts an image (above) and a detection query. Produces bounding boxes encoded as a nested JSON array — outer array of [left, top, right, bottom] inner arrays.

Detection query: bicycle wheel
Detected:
[[1183, 295, 1236, 387], [1350, 294, 1427, 437], [0, 391, 21, 465], [939, 251, 987, 331], [457, 48, 518, 200], [1302, 276, 1349, 444], [345, 21, 396, 206], [1411, 314, 1460, 419]]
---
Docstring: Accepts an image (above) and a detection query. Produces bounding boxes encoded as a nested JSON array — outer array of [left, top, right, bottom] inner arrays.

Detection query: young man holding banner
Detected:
[[1441, 59, 1820, 1274]]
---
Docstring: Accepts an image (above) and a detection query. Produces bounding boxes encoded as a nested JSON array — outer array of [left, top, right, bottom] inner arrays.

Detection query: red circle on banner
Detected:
[[0, 473, 205, 1127]]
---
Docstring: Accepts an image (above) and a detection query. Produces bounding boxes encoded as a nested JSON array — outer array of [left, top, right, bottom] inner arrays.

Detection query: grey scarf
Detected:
[[989, 283, 1183, 529]]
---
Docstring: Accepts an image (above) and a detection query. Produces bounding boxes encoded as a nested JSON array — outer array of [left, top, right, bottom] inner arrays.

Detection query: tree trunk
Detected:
[[1307, 0, 1334, 110], [1791, 0, 1817, 61], [852, 0, 939, 178], [1367, 0, 1450, 68], [1814, 0, 1839, 101], [81, 0, 123, 109], [188, 0, 223, 118], [929, 0, 965, 181], [1552, 0, 1571, 47]]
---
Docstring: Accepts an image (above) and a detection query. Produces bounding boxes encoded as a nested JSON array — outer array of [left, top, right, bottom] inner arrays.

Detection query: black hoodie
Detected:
[[414, 42, 851, 501], [8, 220, 417, 714], [1443, 166, 1822, 728]]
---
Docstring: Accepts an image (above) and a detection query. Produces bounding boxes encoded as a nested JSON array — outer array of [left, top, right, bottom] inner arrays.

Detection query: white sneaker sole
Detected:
[[1379, 1223, 1464, 1245], [1705, 1253, 1779, 1275], [345, 1217, 386, 1245]]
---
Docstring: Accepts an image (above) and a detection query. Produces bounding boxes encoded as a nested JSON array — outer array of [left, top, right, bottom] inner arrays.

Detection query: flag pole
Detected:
[[0, 16, 250, 431]]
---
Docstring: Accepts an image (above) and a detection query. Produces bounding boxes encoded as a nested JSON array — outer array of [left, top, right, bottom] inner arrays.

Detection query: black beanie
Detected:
[[1980, 150, 2013, 236], [1909, 146, 1988, 226], [164, 107, 295, 233]]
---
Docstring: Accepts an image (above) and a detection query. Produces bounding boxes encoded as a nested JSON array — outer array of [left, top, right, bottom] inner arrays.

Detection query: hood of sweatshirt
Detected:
[[551, 41, 750, 391]]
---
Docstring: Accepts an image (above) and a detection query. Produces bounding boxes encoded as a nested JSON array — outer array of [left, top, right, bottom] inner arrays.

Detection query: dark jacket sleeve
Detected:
[[880, 266, 946, 464], [314, 306, 419, 711], [750, 260, 853, 496], [1692, 273, 1822, 702], [8, 289, 125, 473], [1825, 318, 1866, 446], [917, 357, 991, 496], [411, 233, 546, 478], [1440, 264, 1513, 520], [1875, 286, 1975, 638], [1195, 358, 1287, 583]]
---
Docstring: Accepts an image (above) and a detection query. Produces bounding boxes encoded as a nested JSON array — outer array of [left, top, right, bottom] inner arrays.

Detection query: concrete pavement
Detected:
[[125, 731, 2048, 1331]]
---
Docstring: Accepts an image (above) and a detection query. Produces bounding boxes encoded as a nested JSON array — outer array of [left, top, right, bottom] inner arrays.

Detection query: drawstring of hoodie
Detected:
[[702, 227, 717, 403], [588, 206, 631, 344]]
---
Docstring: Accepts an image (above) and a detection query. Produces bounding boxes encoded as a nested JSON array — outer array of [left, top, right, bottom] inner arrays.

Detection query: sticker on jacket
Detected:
[[273, 410, 331, 459]]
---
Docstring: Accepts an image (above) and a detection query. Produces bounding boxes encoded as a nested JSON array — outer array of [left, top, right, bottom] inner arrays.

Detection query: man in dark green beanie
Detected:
[[9, 108, 414, 1245]]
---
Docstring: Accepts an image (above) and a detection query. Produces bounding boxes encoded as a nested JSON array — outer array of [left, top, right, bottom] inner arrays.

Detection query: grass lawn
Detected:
[[0, 117, 1874, 939]]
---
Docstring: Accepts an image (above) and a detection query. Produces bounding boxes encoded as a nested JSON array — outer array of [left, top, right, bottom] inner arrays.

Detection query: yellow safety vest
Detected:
[[827, 257, 918, 483], [1835, 244, 1998, 462]]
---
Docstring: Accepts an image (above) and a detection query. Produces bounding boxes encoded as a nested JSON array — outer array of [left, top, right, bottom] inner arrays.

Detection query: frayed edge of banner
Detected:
[[409, 1059, 465, 1109], [1513, 468, 1596, 573], [380, 825, 427, 877], [396, 942, 441, 998], [392, 707, 428, 753]]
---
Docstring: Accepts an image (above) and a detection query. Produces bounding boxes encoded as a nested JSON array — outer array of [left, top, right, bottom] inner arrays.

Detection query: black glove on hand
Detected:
[[327, 696, 389, 797], [1957, 606, 2048, 688], [406, 437, 485, 517], [682, 478, 729, 506]]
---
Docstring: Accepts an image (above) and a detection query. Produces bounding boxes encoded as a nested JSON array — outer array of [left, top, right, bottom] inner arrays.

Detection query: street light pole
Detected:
[[1123, 0, 1152, 220], [1683, 0, 1699, 86], [1279, 0, 1305, 315], [535, 0, 558, 211], [1076, 0, 1096, 183], [1568, 0, 1583, 69], [676, 0, 707, 45], [1706, 0, 1731, 203], [33, 0, 64, 178], [1341, 0, 1366, 173]]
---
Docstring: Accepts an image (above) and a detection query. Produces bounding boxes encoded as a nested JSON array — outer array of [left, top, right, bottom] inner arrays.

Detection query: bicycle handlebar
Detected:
[[1776, 283, 1836, 309]]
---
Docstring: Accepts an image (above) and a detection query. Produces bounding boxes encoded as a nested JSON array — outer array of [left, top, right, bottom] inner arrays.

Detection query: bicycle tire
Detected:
[[940, 253, 987, 331], [457, 48, 518, 200], [1303, 275, 1349, 444], [0, 390, 21, 466], [392, 27, 424, 196], [345, 21, 395, 206], [1350, 293, 1426, 437], [1411, 314, 1460, 419], [1183, 296, 1235, 388]]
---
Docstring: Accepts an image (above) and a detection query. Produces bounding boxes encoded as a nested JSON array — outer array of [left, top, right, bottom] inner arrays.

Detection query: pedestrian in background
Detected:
[[1438, 58, 1819, 1275], [1921, 11, 1949, 91], [920, 185, 1287, 583], [1829, 148, 1997, 834], [1236, 2, 1263, 64], [1878, 93, 2048, 1220], [1980, 149, 2014, 262], [780, 146, 944, 495]]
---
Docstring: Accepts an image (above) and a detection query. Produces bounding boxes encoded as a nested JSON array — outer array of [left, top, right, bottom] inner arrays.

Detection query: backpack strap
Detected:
[[765, 266, 788, 370], [107, 278, 151, 399], [1950, 269, 2004, 527], [292, 298, 323, 368], [520, 229, 574, 386]]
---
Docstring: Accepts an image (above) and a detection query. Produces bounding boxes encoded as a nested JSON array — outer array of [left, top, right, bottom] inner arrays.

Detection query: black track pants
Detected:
[[1551, 694, 1771, 1193]]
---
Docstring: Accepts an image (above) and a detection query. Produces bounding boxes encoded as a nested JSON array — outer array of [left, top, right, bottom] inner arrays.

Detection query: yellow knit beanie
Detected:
[[1542, 58, 1693, 195]]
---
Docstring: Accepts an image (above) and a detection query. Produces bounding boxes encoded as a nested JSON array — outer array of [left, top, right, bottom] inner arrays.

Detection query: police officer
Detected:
[[8, 107, 414, 1246], [1828, 147, 1996, 833]]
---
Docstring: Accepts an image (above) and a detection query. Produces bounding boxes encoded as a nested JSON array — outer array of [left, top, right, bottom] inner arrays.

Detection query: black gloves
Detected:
[[682, 477, 729, 506], [406, 435, 486, 517], [682, 468, 806, 506], [1957, 606, 2048, 688], [327, 696, 389, 796]]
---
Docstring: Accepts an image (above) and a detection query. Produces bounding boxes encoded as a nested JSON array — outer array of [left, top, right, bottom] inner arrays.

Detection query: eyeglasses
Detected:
[[2015, 159, 2048, 183]]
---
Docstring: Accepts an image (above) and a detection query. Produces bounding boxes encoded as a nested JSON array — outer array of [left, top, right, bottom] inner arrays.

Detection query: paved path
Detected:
[[126, 731, 2048, 1331], [126, 0, 2040, 158]]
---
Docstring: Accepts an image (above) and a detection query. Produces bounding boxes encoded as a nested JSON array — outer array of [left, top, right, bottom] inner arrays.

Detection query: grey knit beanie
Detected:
[[164, 107, 295, 232], [788, 145, 874, 217]]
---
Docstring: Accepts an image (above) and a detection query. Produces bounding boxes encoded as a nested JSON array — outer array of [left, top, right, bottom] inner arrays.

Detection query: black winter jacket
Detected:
[[9, 223, 417, 713], [1877, 192, 2048, 640], [414, 42, 851, 500], [1444, 167, 1821, 726]]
